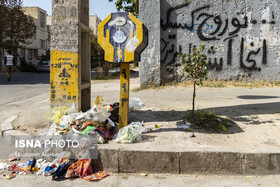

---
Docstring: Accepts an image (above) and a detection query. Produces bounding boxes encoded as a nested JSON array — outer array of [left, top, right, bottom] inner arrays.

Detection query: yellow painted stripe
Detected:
[[119, 63, 130, 129], [98, 14, 114, 62], [124, 12, 143, 62]]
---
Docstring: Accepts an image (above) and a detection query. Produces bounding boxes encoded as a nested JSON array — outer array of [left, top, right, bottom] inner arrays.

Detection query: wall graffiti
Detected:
[[160, 1, 276, 78]]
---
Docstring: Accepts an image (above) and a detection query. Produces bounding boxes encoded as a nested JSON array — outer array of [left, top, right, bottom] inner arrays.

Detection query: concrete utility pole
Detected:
[[50, 0, 91, 112]]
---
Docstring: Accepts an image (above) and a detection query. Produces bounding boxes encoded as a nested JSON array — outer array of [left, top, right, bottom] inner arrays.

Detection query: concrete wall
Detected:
[[140, 0, 162, 86], [51, 0, 80, 53], [140, 0, 280, 85]]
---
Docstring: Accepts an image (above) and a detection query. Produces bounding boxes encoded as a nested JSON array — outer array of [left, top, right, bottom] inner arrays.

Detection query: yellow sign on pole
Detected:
[[119, 63, 130, 128], [98, 12, 148, 129], [50, 50, 79, 107]]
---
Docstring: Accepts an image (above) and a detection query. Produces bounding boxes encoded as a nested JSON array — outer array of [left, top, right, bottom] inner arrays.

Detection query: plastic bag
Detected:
[[0, 163, 11, 170], [76, 112, 87, 121], [76, 137, 92, 160], [6, 151, 21, 162], [8, 163, 28, 173], [51, 107, 69, 124], [94, 127, 114, 140], [43, 164, 57, 176], [90, 105, 111, 122], [81, 126, 97, 136], [65, 159, 92, 178], [88, 131, 105, 144], [83, 171, 109, 181], [52, 161, 73, 180], [36, 161, 51, 175], [176, 122, 191, 130], [129, 98, 145, 111], [115, 122, 143, 143], [60, 115, 75, 128], [52, 151, 71, 165], [44, 151, 71, 176]]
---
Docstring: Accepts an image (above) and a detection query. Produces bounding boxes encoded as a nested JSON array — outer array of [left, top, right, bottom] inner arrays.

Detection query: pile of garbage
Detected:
[[1, 96, 148, 181], [1, 151, 108, 181], [41, 96, 147, 146]]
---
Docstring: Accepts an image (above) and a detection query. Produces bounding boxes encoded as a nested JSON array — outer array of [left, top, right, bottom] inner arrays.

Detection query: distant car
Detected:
[[36, 60, 50, 73]]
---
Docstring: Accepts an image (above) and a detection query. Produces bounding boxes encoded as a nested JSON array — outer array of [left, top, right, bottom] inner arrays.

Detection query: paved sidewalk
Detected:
[[0, 172, 280, 187]]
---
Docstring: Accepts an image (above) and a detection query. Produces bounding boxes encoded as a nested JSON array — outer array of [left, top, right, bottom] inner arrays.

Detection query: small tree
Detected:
[[90, 29, 104, 68], [108, 0, 137, 15], [0, 0, 35, 70], [179, 44, 208, 116]]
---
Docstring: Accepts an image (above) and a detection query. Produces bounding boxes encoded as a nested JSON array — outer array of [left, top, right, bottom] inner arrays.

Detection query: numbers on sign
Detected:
[[122, 68, 127, 79], [122, 83, 127, 92], [121, 98, 128, 107]]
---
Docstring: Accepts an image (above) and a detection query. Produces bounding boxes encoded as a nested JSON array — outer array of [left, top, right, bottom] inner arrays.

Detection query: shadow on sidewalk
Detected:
[[0, 72, 49, 85], [130, 101, 280, 122], [129, 101, 280, 134]]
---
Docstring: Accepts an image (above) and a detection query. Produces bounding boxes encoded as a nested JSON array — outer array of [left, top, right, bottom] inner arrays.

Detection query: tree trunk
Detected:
[[192, 80, 196, 116]]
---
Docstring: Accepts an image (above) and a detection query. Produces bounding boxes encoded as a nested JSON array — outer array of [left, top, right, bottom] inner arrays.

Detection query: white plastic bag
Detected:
[[90, 105, 111, 122], [115, 122, 143, 143], [176, 122, 191, 130], [129, 98, 145, 111], [36, 161, 50, 175], [60, 115, 75, 128], [88, 131, 105, 144]]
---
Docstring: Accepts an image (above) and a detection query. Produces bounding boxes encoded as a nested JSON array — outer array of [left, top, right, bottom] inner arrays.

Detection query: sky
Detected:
[[22, 0, 117, 20]]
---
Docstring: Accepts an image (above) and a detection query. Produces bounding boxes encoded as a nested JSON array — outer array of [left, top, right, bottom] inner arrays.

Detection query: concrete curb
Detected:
[[93, 148, 280, 175], [0, 115, 18, 135], [1, 128, 280, 175]]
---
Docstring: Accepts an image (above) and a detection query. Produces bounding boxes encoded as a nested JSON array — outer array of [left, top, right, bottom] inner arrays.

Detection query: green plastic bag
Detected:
[[81, 126, 97, 135]]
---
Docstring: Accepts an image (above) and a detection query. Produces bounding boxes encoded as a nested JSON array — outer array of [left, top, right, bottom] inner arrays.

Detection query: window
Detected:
[[34, 49, 38, 58], [33, 29, 36, 39], [20, 48, 25, 58], [28, 49, 33, 60], [40, 12, 45, 28], [40, 40, 45, 49]]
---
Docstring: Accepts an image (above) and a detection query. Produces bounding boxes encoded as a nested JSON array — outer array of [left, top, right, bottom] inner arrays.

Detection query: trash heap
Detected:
[[2, 151, 108, 181], [1, 96, 148, 181], [42, 96, 146, 145]]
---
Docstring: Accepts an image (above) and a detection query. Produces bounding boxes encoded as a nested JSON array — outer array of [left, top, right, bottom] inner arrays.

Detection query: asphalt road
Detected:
[[0, 72, 50, 123]]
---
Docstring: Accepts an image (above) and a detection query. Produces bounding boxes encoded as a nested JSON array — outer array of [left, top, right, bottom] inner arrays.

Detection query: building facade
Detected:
[[18, 7, 50, 65], [89, 14, 101, 36]]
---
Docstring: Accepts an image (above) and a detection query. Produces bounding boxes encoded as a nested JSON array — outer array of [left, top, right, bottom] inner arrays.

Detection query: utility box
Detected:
[[98, 12, 148, 128]]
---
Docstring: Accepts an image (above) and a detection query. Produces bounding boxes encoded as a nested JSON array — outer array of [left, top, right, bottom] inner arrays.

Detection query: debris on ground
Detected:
[[5, 173, 16, 180], [0, 163, 10, 170], [6, 151, 21, 162], [0, 96, 148, 183], [176, 122, 191, 130], [190, 133, 196, 138], [114, 122, 143, 143], [140, 173, 148, 176], [154, 124, 160, 129], [83, 171, 109, 181], [41, 96, 147, 147], [1, 152, 109, 182], [129, 97, 145, 112]]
